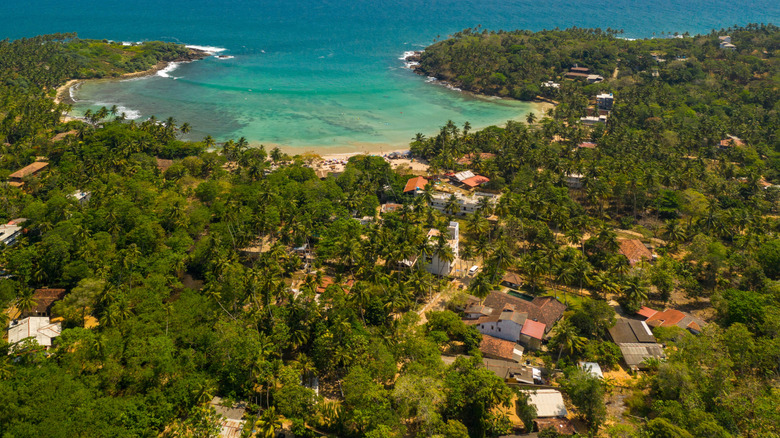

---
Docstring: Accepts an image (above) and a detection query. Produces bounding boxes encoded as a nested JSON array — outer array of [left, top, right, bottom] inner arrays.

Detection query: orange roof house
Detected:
[[645, 309, 706, 334], [460, 175, 490, 188], [618, 239, 652, 266], [403, 176, 428, 193]]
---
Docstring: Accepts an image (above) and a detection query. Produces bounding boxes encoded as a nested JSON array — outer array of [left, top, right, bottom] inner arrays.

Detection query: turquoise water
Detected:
[[4, 0, 779, 151]]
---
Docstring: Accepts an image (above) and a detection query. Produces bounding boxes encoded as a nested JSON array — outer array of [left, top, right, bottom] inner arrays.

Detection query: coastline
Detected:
[[403, 50, 557, 110], [53, 48, 209, 111]]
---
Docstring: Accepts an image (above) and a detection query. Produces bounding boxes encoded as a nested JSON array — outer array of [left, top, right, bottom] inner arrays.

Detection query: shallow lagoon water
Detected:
[[3, 0, 778, 150]]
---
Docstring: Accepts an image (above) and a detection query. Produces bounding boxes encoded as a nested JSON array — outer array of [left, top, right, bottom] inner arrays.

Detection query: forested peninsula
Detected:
[[0, 28, 779, 438]]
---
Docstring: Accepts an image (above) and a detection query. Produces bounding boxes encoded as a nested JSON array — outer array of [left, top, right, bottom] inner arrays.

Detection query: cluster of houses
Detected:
[[608, 306, 706, 371]]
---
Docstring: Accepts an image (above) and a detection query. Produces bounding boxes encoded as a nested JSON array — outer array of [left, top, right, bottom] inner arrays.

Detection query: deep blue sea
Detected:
[[3, 0, 778, 152]]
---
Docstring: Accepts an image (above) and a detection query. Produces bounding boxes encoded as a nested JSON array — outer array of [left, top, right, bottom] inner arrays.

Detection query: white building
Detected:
[[596, 93, 614, 111], [426, 191, 499, 216], [424, 222, 459, 276], [541, 81, 560, 89], [0, 222, 22, 247], [580, 115, 608, 126], [586, 74, 604, 84], [7, 317, 62, 350], [70, 190, 91, 206]]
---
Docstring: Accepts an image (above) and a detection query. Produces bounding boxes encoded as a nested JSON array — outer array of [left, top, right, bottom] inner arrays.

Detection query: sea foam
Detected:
[[157, 62, 181, 79], [186, 45, 227, 55]]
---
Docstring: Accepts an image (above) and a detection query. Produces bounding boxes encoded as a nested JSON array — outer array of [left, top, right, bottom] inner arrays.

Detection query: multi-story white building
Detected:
[[424, 222, 459, 276], [596, 93, 614, 111]]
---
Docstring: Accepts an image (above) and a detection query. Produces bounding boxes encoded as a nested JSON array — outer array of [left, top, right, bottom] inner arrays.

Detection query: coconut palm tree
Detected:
[[551, 319, 586, 363]]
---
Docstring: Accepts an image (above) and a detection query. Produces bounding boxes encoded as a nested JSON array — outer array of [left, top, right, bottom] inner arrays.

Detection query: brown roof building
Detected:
[[479, 334, 524, 362], [8, 162, 48, 184], [618, 239, 652, 266], [468, 291, 566, 334], [28, 289, 67, 317]]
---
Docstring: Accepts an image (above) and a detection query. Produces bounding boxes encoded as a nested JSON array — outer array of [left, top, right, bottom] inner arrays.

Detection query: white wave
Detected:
[[115, 106, 142, 120], [68, 83, 81, 102], [186, 45, 227, 55], [399, 50, 417, 60], [93, 102, 142, 120], [426, 76, 437, 83], [404, 61, 420, 68], [214, 55, 235, 60], [157, 62, 181, 79]]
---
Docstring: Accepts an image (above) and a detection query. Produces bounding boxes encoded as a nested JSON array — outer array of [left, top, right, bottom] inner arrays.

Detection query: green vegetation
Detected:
[[0, 25, 778, 437]]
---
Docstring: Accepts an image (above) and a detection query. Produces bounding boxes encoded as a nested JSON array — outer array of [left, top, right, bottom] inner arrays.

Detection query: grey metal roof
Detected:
[[618, 343, 665, 368]]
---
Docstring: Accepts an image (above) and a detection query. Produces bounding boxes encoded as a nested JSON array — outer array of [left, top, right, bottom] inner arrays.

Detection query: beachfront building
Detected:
[[596, 93, 614, 111], [423, 222, 459, 276], [719, 35, 736, 50], [449, 170, 490, 190], [426, 191, 499, 216]]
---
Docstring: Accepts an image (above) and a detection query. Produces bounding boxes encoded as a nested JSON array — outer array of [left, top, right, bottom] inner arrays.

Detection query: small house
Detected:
[[479, 334, 524, 362], [521, 389, 568, 418], [501, 272, 523, 289], [403, 176, 428, 193], [618, 239, 652, 266]]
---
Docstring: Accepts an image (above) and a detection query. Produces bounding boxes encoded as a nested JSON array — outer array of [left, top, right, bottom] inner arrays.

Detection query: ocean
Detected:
[[3, 0, 778, 152]]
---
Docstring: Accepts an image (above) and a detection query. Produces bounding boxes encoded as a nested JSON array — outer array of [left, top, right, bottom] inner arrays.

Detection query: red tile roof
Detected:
[[520, 319, 546, 340], [403, 176, 428, 193], [460, 175, 490, 188], [316, 276, 354, 294], [618, 239, 652, 266], [645, 309, 706, 332], [578, 142, 597, 149], [479, 334, 520, 361], [637, 306, 658, 319]]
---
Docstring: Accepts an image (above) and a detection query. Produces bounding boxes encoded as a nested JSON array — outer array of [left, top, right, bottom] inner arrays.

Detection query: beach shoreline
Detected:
[[54, 47, 210, 109]]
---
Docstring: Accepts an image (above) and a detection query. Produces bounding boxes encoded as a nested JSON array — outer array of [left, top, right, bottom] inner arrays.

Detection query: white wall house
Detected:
[[476, 308, 526, 344], [424, 222, 459, 276], [7, 317, 62, 350], [425, 191, 498, 216]]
